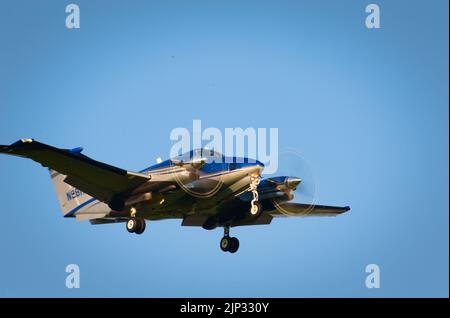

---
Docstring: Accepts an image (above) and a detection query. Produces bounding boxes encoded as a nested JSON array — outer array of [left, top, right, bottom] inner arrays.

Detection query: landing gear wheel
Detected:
[[135, 218, 146, 235], [126, 217, 146, 234], [220, 236, 231, 252], [220, 226, 239, 253], [220, 236, 240, 253], [228, 237, 239, 253], [126, 218, 138, 233], [250, 201, 262, 218]]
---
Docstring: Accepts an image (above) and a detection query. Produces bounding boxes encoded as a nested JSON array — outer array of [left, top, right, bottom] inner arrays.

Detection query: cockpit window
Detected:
[[199, 148, 218, 157], [178, 148, 222, 162]]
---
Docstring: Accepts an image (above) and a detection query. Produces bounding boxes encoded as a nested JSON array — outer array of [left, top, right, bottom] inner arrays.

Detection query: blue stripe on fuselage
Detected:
[[64, 198, 97, 217]]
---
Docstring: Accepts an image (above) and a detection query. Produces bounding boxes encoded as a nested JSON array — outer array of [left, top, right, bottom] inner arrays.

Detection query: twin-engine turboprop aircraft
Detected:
[[0, 139, 350, 253]]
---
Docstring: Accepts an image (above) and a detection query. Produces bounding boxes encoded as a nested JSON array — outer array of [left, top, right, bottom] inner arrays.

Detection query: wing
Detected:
[[268, 202, 350, 217], [181, 212, 273, 227], [242, 176, 350, 218], [0, 139, 150, 204], [225, 202, 348, 228]]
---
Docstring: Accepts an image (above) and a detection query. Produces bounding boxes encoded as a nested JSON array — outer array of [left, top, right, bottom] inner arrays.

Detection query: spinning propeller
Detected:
[[264, 148, 317, 216]]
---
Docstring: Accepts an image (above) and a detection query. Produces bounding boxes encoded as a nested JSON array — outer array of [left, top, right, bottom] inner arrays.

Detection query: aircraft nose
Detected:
[[286, 177, 302, 189]]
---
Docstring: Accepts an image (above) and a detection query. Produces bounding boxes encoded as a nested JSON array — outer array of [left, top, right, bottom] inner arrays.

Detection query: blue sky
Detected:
[[0, 0, 448, 297]]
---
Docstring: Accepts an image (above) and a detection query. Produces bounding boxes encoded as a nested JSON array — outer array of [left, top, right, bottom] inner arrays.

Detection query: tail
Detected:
[[49, 169, 94, 216]]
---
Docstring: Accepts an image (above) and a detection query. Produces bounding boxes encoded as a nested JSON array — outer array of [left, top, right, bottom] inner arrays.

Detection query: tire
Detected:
[[249, 201, 262, 218], [228, 237, 240, 253], [126, 218, 138, 233], [220, 236, 231, 252], [135, 218, 146, 235]]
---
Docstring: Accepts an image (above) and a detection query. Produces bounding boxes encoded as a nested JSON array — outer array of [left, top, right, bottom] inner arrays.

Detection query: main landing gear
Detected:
[[126, 207, 146, 234], [220, 226, 239, 253], [126, 217, 146, 234]]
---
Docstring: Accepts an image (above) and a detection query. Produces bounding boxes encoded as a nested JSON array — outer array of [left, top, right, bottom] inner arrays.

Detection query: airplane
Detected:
[[0, 138, 350, 253]]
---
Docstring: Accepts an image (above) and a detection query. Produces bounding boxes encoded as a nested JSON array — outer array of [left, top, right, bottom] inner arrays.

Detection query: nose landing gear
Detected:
[[249, 175, 262, 218], [220, 226, 239, 253]]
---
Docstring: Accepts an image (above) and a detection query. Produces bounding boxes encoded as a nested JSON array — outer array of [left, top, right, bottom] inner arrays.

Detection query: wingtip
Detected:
[[335, 206, 351, 215], [0, 144, 14, 154], [1, 138, 36, 154]]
